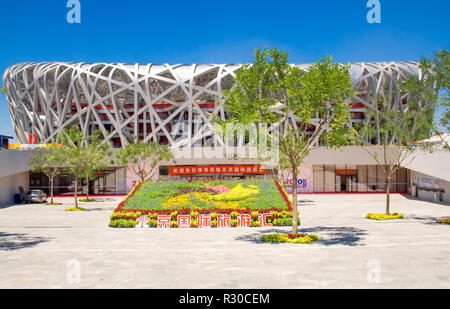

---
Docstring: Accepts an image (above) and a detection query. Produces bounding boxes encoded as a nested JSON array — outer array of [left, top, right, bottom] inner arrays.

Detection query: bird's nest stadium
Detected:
[[3, 61, 423, 147]]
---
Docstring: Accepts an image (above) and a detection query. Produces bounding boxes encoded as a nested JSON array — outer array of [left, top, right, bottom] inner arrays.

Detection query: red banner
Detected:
[[169, 165, 267, 175]]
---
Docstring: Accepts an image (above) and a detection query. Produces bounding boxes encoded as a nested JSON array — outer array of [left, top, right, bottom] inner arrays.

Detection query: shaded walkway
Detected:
[[0, 231, 51, 251], [235, 226, 367, 246]]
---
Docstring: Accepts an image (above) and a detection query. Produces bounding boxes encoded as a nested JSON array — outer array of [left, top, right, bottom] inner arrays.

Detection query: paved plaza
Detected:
[[0, 193, 449, 288]]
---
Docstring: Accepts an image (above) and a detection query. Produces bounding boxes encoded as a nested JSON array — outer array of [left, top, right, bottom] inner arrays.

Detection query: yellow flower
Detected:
[[280, 184, 292, 202], [163, 194, 191, 207], [209, 184, 259, 202], [212, 200, 242, 209]]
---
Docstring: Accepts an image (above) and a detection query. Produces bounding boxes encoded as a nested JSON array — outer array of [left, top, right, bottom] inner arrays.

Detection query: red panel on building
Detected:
[[336, 169, 357, 175], [169, 165, 267, 175]]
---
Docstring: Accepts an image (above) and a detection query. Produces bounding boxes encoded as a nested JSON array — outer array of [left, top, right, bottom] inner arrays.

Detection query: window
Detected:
[[313, 165, 324, 192]]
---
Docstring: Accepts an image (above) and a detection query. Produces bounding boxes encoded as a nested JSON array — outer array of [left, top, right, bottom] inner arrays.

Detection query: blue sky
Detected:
[[1, 0, 449, 141]]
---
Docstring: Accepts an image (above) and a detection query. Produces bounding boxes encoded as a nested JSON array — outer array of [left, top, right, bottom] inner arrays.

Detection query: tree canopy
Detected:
[[419, 48, 449, 138], [223, 47, 355, 233], [28, 146, 65, 204], [58, 126, 111, 207], [116, 140, 175, 183]]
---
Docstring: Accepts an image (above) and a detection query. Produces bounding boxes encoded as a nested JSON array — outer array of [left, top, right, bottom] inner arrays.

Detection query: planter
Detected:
[[260, 233, 319, 244], [366, 213, 404, 220]]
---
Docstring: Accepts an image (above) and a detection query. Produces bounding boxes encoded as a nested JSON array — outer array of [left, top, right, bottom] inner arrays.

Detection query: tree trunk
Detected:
[[74, 176, 79, 208], [85, 175, 89, 201], [50, 177, 54, 204], [385, 175, 391, 215], [292, 166, 299, 234]]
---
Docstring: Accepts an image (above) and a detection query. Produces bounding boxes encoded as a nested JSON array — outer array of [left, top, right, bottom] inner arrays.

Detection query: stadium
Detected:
[[3, 61, 444, 198], [3, 61, 420, 146]]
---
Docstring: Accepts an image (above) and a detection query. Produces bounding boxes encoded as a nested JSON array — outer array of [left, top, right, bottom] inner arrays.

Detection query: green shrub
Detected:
[[251, 211, 259, 221], [366, 213, 404, 220], [148, 213, 158, 220], [65, 207, 85, 211], [270, 211, 280, 220], [211, 220, 218, 228], [190, 211, 199, 219], [109, 219, 137, 228], [230, 211, 239, 219], [170, 220, 178, 228], [437, 217, 450, 224], [273, 217, 301, 226], [110, 211, 142, 220], [170, 211, 179, 220], [147, 219, 157, 227], [79, 198, 96, 202], [46, 202, 62, 205], [230, 219, 238, 227], [260, 233, 319, 244], [250, 220, 261, 227], [281, 210, 292, 218], [190, 218, 198, 228]]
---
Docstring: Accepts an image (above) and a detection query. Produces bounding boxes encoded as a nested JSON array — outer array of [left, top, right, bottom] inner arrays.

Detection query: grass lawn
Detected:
[[123, 179, 289, 211]]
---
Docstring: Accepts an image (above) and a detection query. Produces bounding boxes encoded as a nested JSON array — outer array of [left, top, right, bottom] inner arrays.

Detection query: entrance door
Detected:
[[336, 174, 358, 192], [94, 175, 105, 195], [340, 175, 347, 192]]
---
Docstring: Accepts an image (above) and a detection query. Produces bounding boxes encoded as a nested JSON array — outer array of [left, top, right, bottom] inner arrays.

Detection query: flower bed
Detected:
[[437, 217, 450, 225], [65, 207, 86, 211], [116, 179, 291, 214], [366, 213, 404, 220], [109, 219, 138, 228], [79, 198, 96, 202], [260, 233, 319, 244], [109, 179, 295, 228]]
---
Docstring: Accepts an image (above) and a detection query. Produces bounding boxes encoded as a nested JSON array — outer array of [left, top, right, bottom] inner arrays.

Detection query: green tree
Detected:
[[28, 147, 65, 205], [116, 140, 175, 183], [356, 94, 436, 215], [418, 48, 449, 147], [79, 131, 113, 201], [223, 47, 355, 234], [358, 48, 450, 215], [58, 127, 95, 208]]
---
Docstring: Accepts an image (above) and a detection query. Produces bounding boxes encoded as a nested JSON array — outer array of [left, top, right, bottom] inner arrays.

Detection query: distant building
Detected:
[[0, 135, 13, 151]]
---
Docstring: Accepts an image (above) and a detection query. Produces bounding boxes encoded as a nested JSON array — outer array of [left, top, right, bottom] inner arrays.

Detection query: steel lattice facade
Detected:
[[3, 61, 423, 146]]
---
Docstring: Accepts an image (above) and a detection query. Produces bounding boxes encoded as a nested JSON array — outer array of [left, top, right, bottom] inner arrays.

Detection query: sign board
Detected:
[[416, 176, 445, 192], [136, 214, 273, 228], [169, 165, 267, 176]]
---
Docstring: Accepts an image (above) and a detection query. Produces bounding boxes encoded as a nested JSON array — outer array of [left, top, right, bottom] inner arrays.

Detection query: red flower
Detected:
[[113, 180, 293, 218]]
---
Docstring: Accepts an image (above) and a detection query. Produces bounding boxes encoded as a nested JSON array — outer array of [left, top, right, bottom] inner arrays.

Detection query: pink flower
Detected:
[[205, 184, 231, 194]]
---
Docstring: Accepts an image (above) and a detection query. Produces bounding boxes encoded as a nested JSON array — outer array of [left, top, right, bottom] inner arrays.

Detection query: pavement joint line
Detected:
[[2, 241, 449, 253]]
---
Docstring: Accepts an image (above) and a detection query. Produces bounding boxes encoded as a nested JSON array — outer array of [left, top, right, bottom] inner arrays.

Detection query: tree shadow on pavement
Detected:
[[0, 203, 32, 210], [406, 215, 446, 225], [88, 198, 118, 202], [400, 194, 450, 207], [235, 226, 367, 247], [84, 207, 110, 212], [0, 232, 51, 251]]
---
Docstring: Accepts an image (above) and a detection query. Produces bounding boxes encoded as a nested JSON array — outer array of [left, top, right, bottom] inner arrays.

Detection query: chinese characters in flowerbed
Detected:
[[109, 179, 299, 228]]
